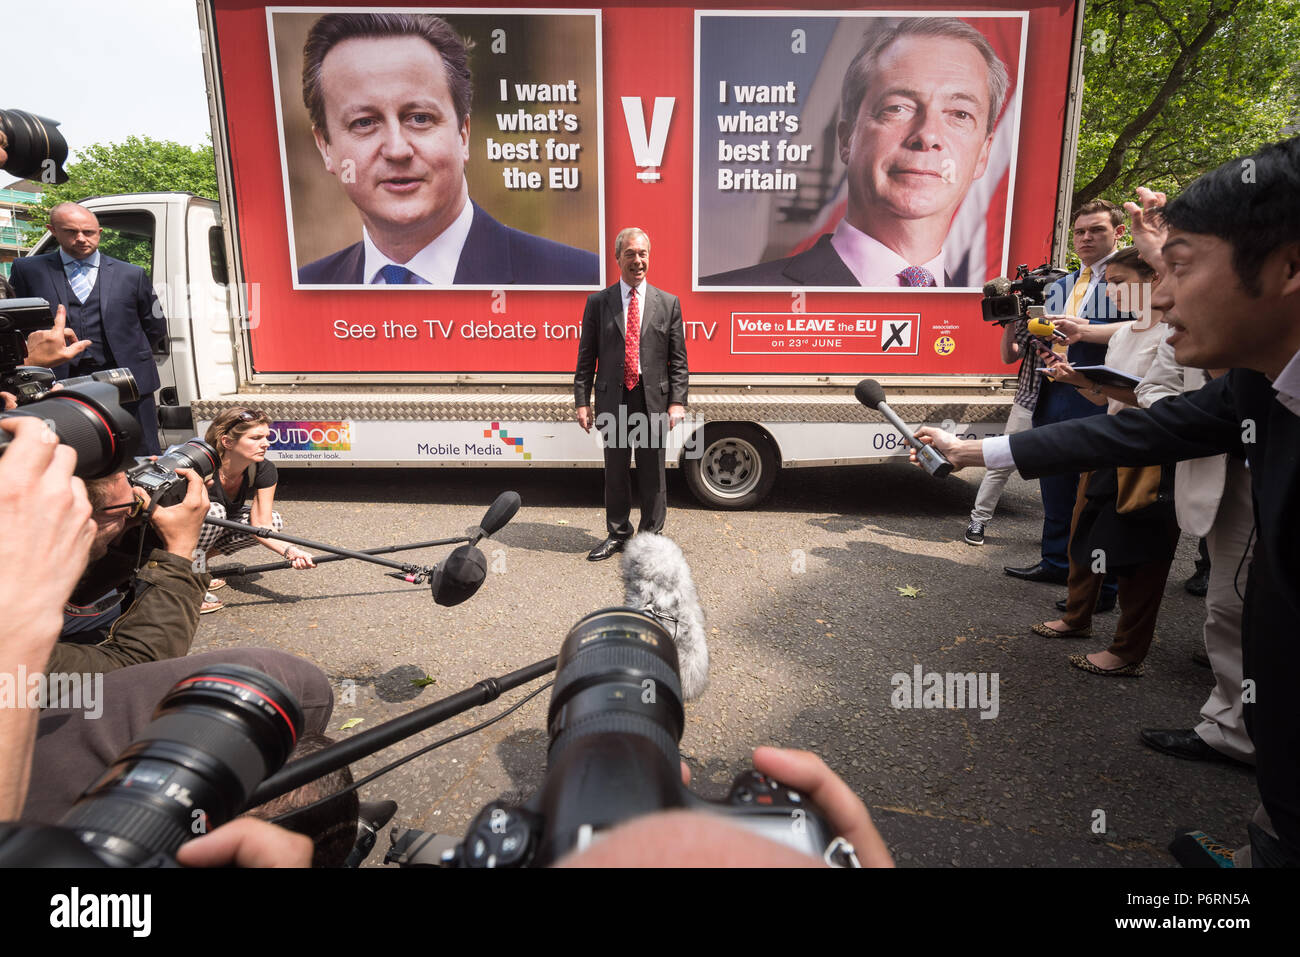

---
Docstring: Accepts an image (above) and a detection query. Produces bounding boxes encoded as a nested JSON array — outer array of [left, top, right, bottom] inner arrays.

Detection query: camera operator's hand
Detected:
[[24, 305, 92, 368], [1, 391, 15, 411], [147, 467, 211, 562], [909, 427, 984, 471], [176, 818, 312, 868], [0, 417, 96, 650], [1123, 186, 1168, 272], [0, 416, 95, 818], [750, 747, 894, 867]]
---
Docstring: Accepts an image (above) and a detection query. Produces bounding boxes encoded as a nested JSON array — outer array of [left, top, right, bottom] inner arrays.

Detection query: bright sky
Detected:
[[3, 0, 211, 181]]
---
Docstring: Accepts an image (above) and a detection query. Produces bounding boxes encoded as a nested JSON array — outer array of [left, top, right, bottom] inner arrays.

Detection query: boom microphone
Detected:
[[854, 378, 953, 478], [621, 533, 709, 700], [468, 490, 521, 546]]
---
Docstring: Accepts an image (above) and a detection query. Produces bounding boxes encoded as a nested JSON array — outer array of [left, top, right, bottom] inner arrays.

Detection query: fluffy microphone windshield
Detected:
[[621, 533, 709, 700]]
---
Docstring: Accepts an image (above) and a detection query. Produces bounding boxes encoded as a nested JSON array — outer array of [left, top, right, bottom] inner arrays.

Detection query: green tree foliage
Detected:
[[1075, 0, 1300, 208], [24, 138, 217, 266]]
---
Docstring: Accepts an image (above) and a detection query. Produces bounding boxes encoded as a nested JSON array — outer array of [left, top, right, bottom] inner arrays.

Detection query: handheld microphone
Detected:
[[854, 378, 953, 478], [621, 533, 709, 700]]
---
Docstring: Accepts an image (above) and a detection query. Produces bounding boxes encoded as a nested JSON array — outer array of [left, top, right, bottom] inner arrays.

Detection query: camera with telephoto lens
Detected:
[[125, 438, 220, 507], [0, 108, 69, 183], [421, 608, 851, 868], [980, 263, 1069, 324], [0, 664, 302, 867], [0, 298, 144, 478]]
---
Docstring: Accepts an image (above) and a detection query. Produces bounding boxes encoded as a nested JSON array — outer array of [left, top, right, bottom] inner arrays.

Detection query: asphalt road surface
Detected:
[[194, 462, 1257, 867]]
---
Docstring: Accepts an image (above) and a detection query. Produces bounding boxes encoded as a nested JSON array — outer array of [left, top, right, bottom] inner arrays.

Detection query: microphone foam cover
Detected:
[[854, 378, 886, 408], [983, 276, 1012, 297], [621, 533, 709, 700], [431, 545, 487, 606]]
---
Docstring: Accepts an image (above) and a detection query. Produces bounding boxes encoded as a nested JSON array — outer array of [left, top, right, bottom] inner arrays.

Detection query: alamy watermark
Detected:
[[890, 664, 999, 719], [0, 667, 103, 718]]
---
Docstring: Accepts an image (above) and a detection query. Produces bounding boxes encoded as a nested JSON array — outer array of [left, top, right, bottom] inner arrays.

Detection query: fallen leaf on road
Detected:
[[896, 585, 923, 598], [339, 718, 364, 731]]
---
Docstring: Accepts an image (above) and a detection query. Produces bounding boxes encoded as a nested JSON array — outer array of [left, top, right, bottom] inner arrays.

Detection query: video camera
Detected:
[[980, 264, 1068, 325], [0, 608, 853, 868]]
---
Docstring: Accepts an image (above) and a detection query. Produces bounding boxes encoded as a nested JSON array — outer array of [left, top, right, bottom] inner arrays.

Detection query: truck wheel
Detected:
[[683, 424, 777, 509]]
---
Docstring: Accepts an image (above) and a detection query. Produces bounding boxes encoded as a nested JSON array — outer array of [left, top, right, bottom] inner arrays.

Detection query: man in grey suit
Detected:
[[11, 203, 167, 454], [574, 227, 689, 561]]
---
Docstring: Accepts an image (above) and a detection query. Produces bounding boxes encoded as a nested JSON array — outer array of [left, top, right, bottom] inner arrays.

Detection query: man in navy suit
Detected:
[[11, 202, 166, 454], [1002, 199, 1131, 586], [296, 12, 598, 287], [574, 228, 689, 561], [701, 17, 1006, 289]]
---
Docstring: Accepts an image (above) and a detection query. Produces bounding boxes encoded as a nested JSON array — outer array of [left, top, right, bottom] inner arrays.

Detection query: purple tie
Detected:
[[898, 266, 937, 287]]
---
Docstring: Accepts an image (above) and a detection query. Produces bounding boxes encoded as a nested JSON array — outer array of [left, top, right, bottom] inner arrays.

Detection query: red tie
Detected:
[[624, 287, 640, 390]]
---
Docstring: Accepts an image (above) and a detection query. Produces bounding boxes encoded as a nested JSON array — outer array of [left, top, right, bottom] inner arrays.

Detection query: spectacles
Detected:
[[237, 409, 267, 422], [96, 498, 145, 519]]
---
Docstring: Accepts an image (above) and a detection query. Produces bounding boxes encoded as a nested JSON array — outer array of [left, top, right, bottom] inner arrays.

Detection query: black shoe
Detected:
[[964, 521, 986, 546], [1054, 592, 1116, 614], [1191, 648, 1211, 668], [1140, 728, 1242, 764], [587, 537, 626, 562], [1004, 561, 1069, 585], [1184, 568, 1210, 597]]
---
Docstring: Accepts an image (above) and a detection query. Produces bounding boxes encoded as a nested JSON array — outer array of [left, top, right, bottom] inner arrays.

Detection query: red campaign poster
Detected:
[[211, 2, 1077, 375]]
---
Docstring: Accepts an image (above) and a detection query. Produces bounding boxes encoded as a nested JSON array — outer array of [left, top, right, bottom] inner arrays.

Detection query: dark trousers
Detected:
[[1060, 477, 1172, 662], [601, 383, 667, 538], [124, 393, 161, 456], [1033, 382, 1116, 597]]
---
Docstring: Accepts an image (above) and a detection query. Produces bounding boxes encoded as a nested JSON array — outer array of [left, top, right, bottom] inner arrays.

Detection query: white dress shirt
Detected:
[[829, 220, 945, 288], [364, 200, 474, 285]]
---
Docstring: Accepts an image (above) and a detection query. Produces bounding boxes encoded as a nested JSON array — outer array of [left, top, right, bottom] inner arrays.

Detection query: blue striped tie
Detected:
[[68, 259, 93, 303]]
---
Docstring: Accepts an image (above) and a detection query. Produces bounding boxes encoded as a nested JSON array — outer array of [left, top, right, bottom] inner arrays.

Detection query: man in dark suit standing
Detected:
[[11, 202, 166, 453], [912, 137, 1300, 866], [296, 11, 598, 287], [574, 227, 689, 561], [1002, 199, 1130, 587]]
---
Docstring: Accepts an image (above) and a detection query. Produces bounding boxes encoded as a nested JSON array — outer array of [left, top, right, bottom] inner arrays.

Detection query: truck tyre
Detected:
[[683, 423, 778, 509]]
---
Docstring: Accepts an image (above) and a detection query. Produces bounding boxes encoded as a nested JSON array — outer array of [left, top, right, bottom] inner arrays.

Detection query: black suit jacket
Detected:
[[10, 250, 167, 394], [1010, 370, 1300, 851], [573, 281, 689, 418], [700, 233, 963, 287], [297, 202, 599, 286]]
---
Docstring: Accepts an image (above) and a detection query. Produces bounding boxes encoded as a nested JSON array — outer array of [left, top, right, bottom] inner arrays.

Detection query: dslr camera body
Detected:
[[431, 609, 851, 867]]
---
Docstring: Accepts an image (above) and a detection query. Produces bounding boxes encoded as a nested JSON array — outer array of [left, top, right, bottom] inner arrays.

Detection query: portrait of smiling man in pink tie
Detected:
[[703, 17, 1008, 289]]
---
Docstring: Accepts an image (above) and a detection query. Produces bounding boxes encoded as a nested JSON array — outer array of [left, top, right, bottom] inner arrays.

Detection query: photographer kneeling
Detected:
[[52, 466, 211, 675], [195, 407, 315, 614]]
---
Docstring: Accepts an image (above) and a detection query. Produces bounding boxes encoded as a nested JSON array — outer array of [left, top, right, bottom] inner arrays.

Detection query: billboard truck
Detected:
[[27, 0, 1087, 508]]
